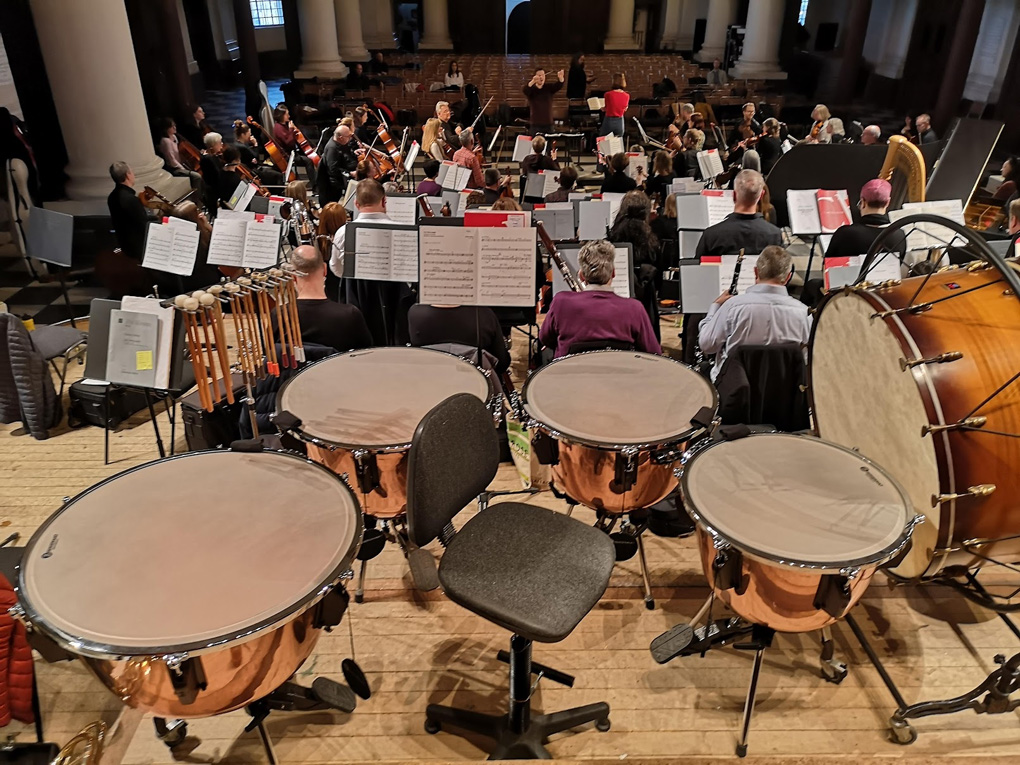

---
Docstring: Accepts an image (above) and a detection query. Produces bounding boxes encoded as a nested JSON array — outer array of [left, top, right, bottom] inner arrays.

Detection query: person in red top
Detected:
[[272, 104, 317, 187], [540, 239, 661, 359], [600, 73, 630, 138], [452, 129, 485, 189]]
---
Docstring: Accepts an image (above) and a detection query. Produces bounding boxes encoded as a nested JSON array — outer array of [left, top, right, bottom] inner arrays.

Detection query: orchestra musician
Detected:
[[1008, 198, 1020, 236], [808, 104, 831, 144], [539, 239, 661, 359], [318, 125, 361, 205], [417, 159, 443, 196], [522, 67, 564, 135], [696, 170, 781, 258], [520, 135, 560, 200], [609, 191, 660, 340], [916, 113, 939, 145], [668, 103, 696, 141], [422, 118, 445, 161], [217, 146, 249, 207], [179, 104, 211, 147], [545, 166, 578, 202], [697, 245, 811, 381], [155, 118, 202, 190], [200, 132, 226, 213], [482, 168, 511, 204], [674, 128, 703, 180], [600, 73, 630, 138], [408, 302, 511, 375], [601, 152, 639, 194], [106, 161, 150, 262], [728, 103, 762, 155], [756, 118, 783, 175], [644, 151, 674, 203], [435, 101, 462, 152], [567, 53, 596, 100], [273, 104, 317, 187], [826, 117, 847, 144], [353, 106, 374, 145], [232, 120, 285, 186], [168, 201, 219, 291], [860, 124, 882, 145], [452, 129, 485, 189]]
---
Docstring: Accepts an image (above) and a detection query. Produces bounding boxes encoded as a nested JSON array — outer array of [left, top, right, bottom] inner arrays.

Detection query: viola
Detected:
[[246, 116, 293, 177]]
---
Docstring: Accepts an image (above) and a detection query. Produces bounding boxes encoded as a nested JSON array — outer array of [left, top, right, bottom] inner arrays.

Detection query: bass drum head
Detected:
[[20, 450, 363, 658], [683, 433, 913, 571], [811, 290, 939, 577], [522, 351, 717, 447], [278, 347, 492, 450]]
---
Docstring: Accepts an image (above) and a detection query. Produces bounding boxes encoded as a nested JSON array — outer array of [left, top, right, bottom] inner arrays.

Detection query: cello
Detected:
[[290, 121, 320, 167], [246, 116, 293, 177]]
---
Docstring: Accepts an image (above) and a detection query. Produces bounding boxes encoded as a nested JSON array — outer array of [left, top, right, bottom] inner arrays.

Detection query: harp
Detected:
[[878, 135, 926, 205]]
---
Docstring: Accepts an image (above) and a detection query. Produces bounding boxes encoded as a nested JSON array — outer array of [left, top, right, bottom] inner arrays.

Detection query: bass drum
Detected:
[[810, 215, 1020, 579]]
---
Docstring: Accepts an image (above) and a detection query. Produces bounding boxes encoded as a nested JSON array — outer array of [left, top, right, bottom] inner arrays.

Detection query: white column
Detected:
[[730, 0, 787, 79], [177, 0, 200, 75], [604, 0, 640, 51], [677, 0, 701, 51], [660, 0, 682, 50], [695, 0, 735, 61], [30, 0, 169, 200], [296, 0, 348, 77], [419, 0, 453, 50], [964, 0, 1019, 103], [335, 0, 370, 60], [361, 0, 395, 49], [874, 0, 917, 80]]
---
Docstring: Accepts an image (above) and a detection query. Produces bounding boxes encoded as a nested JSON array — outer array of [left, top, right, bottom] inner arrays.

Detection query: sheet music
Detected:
[[207, 219, 248, 267], [404, 140, 420, 170], [601, 192, 625, 228], [235, 182, 259, 212], [242, 220, 282, 268], [418, 225, 536, 306], [816, 189, 852, 233], [512, 136, 533, 162], [697, 149, 724, 180], [105, 309, 158, 388], [525, 171, 558, 199], [351, 225, 419, 281], [533, 207, 574, 241], [121, 296, 174, 389], [824, 255, 902, 290], [342, 181, 358, 210], [891, 200, 965, 251], [142, 222, 199, 276], [717, 255, 757, 296], [596, 134, 624, 157], [787, 189, 822, 235], [587, 97, 605, 110], [625, 152, 648, 181], [167, 226, 200, 275], [705, 194, 734, 227], [390, 227, 420, 281], [141, 223, 174, 272], [216, 210, 256, 222], [387, 196, 419, 225]]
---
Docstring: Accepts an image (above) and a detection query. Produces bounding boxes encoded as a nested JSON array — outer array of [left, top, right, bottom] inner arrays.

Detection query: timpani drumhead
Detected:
[[278, 347, 491, 449], [810, 290, 940, 576], [522, 351, 716, 447], [20, 450, 362, 656], [683, 434, 912, 568]]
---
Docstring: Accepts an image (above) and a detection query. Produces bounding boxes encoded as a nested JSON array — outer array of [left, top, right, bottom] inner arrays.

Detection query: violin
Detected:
[[353, 134, 396, 180], [139, 186, 176, 214], [246, 116, 293, 177], [810, 120, 824, 140]]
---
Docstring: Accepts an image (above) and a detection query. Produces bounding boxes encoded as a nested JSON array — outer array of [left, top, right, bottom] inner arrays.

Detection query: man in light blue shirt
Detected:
[[698, 245, 812, 380]]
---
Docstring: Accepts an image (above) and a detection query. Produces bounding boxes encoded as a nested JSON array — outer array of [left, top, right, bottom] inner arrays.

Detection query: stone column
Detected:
[[659, 0, 682, 50], [729, 0, 787, 79], [874, 0, 918, 80], [933, 0, 986, 133], [694, 0, 735, 62], [361, 0, 395, 50], [834, 0, 873, 103], [296, 0, 348, 77], [419, 0, 453, 51], [604, 0, 640, 51], [335, 0, 370, 60], [29, 0, 169, 199], [177, 0, 200, 76], [676, 0, 699, 51]]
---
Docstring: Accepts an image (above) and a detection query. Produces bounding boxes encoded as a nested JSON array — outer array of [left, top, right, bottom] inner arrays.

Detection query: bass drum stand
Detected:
[[848, 572, 1020, 745], [650, 593, 848, 757]]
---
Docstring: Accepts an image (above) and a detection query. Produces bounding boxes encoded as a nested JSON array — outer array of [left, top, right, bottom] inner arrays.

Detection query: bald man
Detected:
[[318, 124, 361, 204], [861, 125, 882, 145], [277, 244, 372, 353]]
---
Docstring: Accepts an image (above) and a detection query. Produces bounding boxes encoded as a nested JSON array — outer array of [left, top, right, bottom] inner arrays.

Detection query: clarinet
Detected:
[[729, 248, 745, 295], [536, 221, 582, 292]]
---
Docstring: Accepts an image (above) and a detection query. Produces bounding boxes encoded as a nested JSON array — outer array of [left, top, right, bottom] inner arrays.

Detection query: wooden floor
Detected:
[[2, 317, 1019, 763]]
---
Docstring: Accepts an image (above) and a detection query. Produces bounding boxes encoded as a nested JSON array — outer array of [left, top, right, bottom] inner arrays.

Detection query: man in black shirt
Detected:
[[106, 161, 150, 261], [520, 135, 560, 201], [481, 168, 504, 205], [408, 304, 511, 374], [916, 113, 939, 145], [279, 245, 373, 353], [696, 170, 782, 257], [318, 125, 361, 204], [600, 152, 639, 194], [346, 63, 373, 91]]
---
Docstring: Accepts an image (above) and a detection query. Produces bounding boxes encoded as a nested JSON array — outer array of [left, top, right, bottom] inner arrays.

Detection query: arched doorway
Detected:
[[506, 0, 530, 54]]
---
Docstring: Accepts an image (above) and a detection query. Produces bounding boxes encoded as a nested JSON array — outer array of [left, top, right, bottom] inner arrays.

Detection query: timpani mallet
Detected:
[[175, 295, 212, 412], [192, 291, 224, 404], [200, 291, 234, 405]]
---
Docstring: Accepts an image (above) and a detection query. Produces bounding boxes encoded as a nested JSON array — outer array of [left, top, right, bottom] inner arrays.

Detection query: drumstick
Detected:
[[254, 277, 280, 374], [246, 276, 273, 374], [238, 278, 267, 378], [272, 273, 295, 369], [257, 273, 286, 371], [201, 291, 234, 405], [192, 291, 224, 404], [223, 284, 251, 378], [175, 295, 212, 412], [271, 268, 299, 365]]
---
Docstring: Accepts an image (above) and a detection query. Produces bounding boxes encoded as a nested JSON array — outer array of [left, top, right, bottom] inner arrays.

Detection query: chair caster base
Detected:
[[153, 718, 187, 749], [821, 659, 848, 684], [354, 592, 364, 604], [595, 717, 611, 732], [890, 720, 917, 745], [424, 719, 441, 734], [736, 743, 748, 758], [644, 597, 655, 610]]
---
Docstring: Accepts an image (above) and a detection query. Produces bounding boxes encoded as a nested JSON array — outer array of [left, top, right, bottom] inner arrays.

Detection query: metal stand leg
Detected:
[[736, 644, 766, 757], [255, 719, 277, 765], [355, 558, 368, 604], [819, 625, 848, 684], [636, 532, 655, 610]]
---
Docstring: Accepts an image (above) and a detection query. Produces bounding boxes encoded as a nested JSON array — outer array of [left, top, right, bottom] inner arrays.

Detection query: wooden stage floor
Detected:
[[2, 317, 1019, 763]]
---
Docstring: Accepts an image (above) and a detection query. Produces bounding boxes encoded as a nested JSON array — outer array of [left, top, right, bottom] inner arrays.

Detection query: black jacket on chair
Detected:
[[714, 343, 809, 432]]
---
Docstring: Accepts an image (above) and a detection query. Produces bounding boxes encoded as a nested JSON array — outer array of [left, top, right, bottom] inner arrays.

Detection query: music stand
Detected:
[[25, 207, 76, 327]]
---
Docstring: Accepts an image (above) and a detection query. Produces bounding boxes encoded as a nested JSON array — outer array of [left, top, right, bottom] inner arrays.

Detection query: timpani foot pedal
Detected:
[[311, 677, 357, 714], [407, 547, 440, 591], [650, 624, 695, 664]]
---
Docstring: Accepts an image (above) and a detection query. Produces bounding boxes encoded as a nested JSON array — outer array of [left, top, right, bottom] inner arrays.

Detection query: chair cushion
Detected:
[[438, 502, 616, 643], [30, 326, 87, 361]]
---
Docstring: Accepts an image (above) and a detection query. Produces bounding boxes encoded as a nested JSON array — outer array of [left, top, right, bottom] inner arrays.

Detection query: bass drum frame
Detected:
[[809, 213, 1020, 612]]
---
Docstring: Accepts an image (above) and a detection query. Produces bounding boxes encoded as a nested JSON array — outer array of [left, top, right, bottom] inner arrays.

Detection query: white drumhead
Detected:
[[22, 451, 361, 655], [684, 434, 912, 567], [522, 352, 716, 446], [811, 291, 940, 575], [279, 347, 491, 448]]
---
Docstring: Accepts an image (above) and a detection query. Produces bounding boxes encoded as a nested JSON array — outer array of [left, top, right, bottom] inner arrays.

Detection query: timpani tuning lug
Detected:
[[900, 351, 964, 370], [922, 416, 987, 437], [931, 484, 996, 507]]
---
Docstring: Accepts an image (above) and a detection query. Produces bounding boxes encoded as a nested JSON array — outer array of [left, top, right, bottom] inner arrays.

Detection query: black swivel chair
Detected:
[[714, 343, 809, 432], [407, 393, 616, 759]]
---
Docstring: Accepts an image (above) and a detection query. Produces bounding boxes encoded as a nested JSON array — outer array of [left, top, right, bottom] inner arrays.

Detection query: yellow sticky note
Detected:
[[136, 350, 153, 371]]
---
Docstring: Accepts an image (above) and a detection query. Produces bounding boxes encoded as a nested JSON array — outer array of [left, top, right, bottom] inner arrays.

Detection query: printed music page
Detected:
[[705, 193, 734, 227], [533, 207, 574, 241], [389, 226, 420, 281], [352, 226, 394, 280], [207, 219, 247, 267], [718, 255, 757, 295], [141, 223, 174, 273], [512, 136, 534, 162], [612, 246, 632, 298], [891, 200, 965, 251], [419, 226, 477, 304], [625, 152, 648, 181], [478, 228, 537, 306], [121, 296, 174, 390], [816, 189, 852, 233], [242, 220, 282, 268], [787, 189, 822, 235], [404, 140, 420, 169], [386, 195, 419, 225], [105, 309, 159, 388], [578, 200, 611, 241], [166, 225, 200, 276], [601, 192, 625, 226], [697, 149, 724, 180]]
